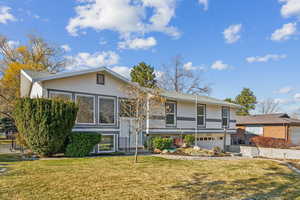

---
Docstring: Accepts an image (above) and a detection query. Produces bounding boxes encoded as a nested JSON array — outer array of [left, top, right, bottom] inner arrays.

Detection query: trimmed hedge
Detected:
[[251, 136, 290, 149], [65, 132, 101, 157], [152, 137, 173, 150], [13, 98, 78, 156]]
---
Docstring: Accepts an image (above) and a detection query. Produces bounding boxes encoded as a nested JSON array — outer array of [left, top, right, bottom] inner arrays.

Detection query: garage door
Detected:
[[196, 135, 229, 150], [290, 127, 300, 145]]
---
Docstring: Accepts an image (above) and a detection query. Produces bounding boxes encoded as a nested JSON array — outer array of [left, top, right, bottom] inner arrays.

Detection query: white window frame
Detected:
[[98, 134, 116, 153], [222, 107, 229, 128], [98, 96, 117, 126], [197, 104, 206, 127], [165, 101, 176, 127], [49, 91, 72, 100], [75, 94, 96, 125]]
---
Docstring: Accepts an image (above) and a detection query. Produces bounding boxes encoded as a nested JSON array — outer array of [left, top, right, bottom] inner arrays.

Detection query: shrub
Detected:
[[65, 132, 101, 157], [212, 146, 223, 155], [13, 98, 78, 156], [251, 136, 290, 149], [184, 135, 195, 147], [152, 137, 173, 150]]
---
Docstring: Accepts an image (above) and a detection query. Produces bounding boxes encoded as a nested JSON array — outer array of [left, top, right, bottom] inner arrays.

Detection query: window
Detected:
[[222, 107, 229, 128], [96, 74, 105, 85], [99, 97, 116, 124], [75, 94, 95, 124], [49, 91, 72, 101], [98, 135, 115, 152], [197, 104, 205, 126], [119, 99, 136, 117], [165, 102, 176, 126]]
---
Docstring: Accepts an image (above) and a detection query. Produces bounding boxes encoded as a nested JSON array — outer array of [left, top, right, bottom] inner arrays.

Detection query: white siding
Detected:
[[42, 71, 129, 98], [206, 105, 222, 129], [20, 73, 32, 97], [30, 82, 43, 98]]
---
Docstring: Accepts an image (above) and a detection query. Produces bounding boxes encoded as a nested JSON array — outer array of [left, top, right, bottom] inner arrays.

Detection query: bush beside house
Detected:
[[13, 98, 78, 156], [152, 137, 173, 151], [251, 136, 290, 149], [183, 135, 195, 147], [65, 132, 101, 157]]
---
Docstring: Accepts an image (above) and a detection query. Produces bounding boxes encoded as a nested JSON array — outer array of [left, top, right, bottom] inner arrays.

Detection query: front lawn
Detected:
[[0, 155, 300, 199]]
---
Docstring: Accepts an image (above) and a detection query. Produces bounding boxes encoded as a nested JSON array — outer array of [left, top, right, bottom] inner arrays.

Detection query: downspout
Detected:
[[194, 95, 198, 148]]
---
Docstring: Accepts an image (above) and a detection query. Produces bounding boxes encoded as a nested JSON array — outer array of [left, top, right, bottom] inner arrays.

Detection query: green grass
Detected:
[[0, 155, 300, 200], [0, 153, 23, 162]]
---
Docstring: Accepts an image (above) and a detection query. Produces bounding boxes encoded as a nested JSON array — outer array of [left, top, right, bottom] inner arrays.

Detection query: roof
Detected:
[[161, 90, 240, 108], [21, 67, 240, 108], [21, 67, 130, 83], [237, 113, 300, 126]]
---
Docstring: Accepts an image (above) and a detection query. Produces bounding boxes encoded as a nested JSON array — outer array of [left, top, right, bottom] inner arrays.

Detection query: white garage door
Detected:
[[290, 127, 300, 145], [196, 134, 231, 150]]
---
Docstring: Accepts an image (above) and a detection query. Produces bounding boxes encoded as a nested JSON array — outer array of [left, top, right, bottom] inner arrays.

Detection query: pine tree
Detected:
[[130, 62, 157, 88], [235, 88, 257, 116]]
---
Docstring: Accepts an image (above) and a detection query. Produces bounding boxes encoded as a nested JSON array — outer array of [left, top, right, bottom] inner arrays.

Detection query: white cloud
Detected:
[[7, 40, 19, 48], [223, 24, 242, 44], [294, 93, 300, 101], [211, 60, 232, 70], [61, 44, 72, 52], [198, 0, 208, 11], [66, 0, 179, 38], [183, 62, 205, 71], [0, 6, 16, 24], [118, 37, 156, 50], [274, 98, 292, 104], [271, 23, 297, 41], [111, 66, 132, 78], [279, 0, 300, 19], [275, 86, 294, 94], [246, 54, 287, 63], [65, 51, 119, 71]]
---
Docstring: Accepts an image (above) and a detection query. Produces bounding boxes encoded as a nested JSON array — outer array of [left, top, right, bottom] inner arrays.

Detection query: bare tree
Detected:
[[257, 98, 280, 114], [121, 84, 165, 163], [159, 55, 211, 95]]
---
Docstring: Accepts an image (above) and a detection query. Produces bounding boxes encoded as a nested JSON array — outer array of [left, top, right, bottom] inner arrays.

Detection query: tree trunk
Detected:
[[134, 131, 138, 163]]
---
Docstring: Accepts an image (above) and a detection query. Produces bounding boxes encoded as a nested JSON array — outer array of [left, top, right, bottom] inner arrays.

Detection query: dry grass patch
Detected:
[[0, 156, 300, 199]]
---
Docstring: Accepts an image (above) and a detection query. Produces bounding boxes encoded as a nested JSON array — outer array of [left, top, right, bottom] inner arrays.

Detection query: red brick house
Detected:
[[233, 113, 300, 145]]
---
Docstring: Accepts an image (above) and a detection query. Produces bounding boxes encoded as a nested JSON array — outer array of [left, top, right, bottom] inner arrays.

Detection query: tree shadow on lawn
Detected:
[[170, 166, 300, 200]]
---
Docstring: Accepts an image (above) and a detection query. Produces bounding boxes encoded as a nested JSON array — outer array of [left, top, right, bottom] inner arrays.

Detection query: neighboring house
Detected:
[[20, 67, 240, 152], [235, 113, 300, 145]]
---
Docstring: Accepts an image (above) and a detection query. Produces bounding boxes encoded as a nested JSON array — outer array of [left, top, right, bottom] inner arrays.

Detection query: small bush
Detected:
[[251, 136, 290, 149], [14, 98, 78, 156], [65, 132, 101, 157], [152, 137, 173, 150], [212, 146, 223, 155], [184, 135, 195, 147]]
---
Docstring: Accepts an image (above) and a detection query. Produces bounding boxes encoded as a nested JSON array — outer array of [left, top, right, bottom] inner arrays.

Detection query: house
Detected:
[[20, 67, 240, 153], [235, 113, 300, 145]]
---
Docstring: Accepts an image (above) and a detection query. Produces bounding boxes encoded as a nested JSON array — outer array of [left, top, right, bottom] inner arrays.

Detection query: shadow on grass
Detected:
[[0, 154, 23, 162], [170, 166, 300, 200]]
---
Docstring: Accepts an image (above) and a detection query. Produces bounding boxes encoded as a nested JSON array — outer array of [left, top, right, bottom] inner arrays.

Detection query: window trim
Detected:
[[75, 94, 96, 125], [165, 101, 177, 127], [49, 91, 72, 100], [98, 96, 117, 126], [197, 104, 206, 127], [97, 134, 116, 153], [222, 106, 230, 128], [96, 73, 105, 85]]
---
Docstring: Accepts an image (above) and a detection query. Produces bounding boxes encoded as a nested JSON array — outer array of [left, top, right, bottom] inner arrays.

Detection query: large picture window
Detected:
[[49, 91, 72, 101], [197, 104, 205, 126], [222, 107, 229, 128], [75, 94, 95, 124], [165, 102, 176, 126], [99, 97, 116, 125]]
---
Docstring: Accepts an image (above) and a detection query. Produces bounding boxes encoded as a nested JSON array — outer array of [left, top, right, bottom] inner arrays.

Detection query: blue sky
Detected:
[[0, 0, 300, 114]]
